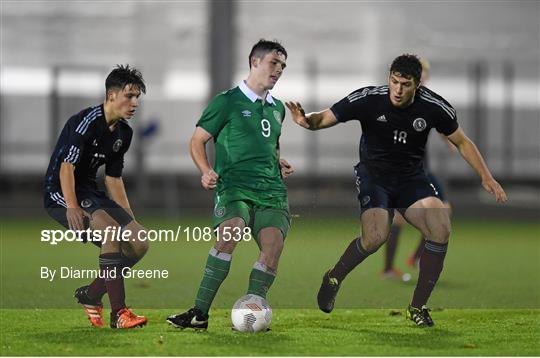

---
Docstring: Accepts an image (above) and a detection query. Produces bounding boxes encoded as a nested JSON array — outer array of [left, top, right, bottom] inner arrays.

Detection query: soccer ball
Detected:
[[231, 294, 272, 333]]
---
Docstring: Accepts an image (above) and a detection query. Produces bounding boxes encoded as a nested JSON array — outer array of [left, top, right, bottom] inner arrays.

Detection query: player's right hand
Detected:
[[66, 207, 90, 231], [482, 177, 508, 203], [285, 101, 310, 129], [201, 169, 218, 191]]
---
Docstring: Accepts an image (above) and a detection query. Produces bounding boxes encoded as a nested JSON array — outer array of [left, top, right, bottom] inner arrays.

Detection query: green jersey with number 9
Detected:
[[196, 82, 287, 196]]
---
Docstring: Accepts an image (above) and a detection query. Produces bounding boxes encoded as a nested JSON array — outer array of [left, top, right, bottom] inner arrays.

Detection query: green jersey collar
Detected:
[[239, 80, 275, 105]]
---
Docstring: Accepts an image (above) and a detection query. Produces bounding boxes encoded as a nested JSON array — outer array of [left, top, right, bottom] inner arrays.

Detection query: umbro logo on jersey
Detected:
[[241, 110, 252, 118], [376, 115, 387, 122]]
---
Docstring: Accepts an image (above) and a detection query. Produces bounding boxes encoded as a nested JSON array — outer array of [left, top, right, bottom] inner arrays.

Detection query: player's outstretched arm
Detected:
[[285, 102, 338, 130], [105, 176, 134, 218], [59, 162, 90, 230], [190, 126, 218, 190], [447, 127, 507, 203]]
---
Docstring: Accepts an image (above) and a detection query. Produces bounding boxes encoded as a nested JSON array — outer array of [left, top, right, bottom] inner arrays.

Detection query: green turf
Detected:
[[1, 308, 539, 356], [1, 216, 539, 355]]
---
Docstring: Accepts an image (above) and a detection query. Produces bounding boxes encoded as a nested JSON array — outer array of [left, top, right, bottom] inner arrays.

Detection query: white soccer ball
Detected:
[[231, 294, 272, 333]]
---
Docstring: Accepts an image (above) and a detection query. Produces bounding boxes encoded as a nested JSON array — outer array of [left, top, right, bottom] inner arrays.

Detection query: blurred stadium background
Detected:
[[1, 0, 538, 219]]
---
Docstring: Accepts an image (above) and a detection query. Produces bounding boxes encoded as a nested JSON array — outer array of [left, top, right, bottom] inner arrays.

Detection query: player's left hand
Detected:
[[285, 101, 309, 129], [482, 177, 507, 203], [280, 158, 294, 179]]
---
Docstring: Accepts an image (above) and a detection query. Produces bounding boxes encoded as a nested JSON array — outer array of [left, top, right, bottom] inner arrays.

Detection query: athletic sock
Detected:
[[411, 240, 448, 308], [194, 247, 231, 316], [88, 254, 140, 301], [99, 253, 125, 316], [329, 237, 374, 282], [384, 225, 401, 271], [247, 262, 276, 299], [413, 236, 426, 260], [88, 278, 107, 302]]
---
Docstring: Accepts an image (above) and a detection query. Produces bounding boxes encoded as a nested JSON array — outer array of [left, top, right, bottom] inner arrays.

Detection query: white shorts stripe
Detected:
[[50, 192, 67, 208]]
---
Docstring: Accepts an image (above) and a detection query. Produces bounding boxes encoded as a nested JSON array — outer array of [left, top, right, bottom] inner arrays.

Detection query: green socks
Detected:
[[194, 248, 231, 315], [247, 262, 276, 299], [194, 252, 277, 314]]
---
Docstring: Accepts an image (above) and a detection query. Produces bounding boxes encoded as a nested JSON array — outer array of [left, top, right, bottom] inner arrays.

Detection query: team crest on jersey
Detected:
[[273, 110, 282, 124], [214, 206, 226, 218], [112, 139, 123, 152], [81, 199, 93, 208], [241, 110, 252, 118], [412, 118, 427, 132]]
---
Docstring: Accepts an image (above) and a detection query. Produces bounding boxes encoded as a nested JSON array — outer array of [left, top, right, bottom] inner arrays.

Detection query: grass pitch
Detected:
[[1, 308, 539, 356], [1, 216, 539, 355]]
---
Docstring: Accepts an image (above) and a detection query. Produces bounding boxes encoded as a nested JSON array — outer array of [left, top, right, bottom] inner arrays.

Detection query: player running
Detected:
[[286, 54, 507, 327], [44, 65, 149, 329], [382, 58, 456, 279], [166, 39, 293, 330]]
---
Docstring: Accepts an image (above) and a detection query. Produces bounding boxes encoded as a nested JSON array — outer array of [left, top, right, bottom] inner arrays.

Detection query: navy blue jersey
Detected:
[[44, 104, 133, 192], [331, 85, 458, 177]]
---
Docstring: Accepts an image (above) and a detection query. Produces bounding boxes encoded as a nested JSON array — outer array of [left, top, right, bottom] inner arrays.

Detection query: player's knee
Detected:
[[124, 223, 149, 258], [221, 218, 245, 230], [101, 237, 121, 252], [132, 238, 149, 259], [361, 233, 386, 252]]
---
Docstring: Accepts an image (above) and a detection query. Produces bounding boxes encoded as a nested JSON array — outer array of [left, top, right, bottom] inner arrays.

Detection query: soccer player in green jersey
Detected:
[[167, 39, 293, 330]]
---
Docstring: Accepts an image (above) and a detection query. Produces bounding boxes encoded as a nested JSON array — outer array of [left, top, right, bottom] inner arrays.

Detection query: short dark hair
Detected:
[[248, 39, 287, 68], [105, 64, 146, 94], [389, 54, 422, 84]]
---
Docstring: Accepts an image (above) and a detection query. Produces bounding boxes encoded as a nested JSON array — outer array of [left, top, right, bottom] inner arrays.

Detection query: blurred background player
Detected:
[[167, 39, 293, 330], [286, 54, 507, 327], [381, 57, 456, 280], [43, 65, 149, 329]]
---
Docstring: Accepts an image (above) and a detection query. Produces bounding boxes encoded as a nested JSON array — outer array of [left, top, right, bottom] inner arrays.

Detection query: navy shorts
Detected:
[[44, 189, 134, 244], [354, 163, 442, 215], [426, 172, 446, 202]]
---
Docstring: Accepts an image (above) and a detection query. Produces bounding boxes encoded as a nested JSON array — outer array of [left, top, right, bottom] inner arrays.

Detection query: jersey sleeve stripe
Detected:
[[64, 145, 80, 164], [420, 90, 455, 116], [419, 91, 456, 118], [419, 94, 455, 119], [75, 107, 102, 135], [348, 86, 389, 103]]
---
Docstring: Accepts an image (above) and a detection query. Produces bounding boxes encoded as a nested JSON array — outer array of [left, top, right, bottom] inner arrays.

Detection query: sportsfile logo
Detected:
[[40, 225, 253, 245]]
